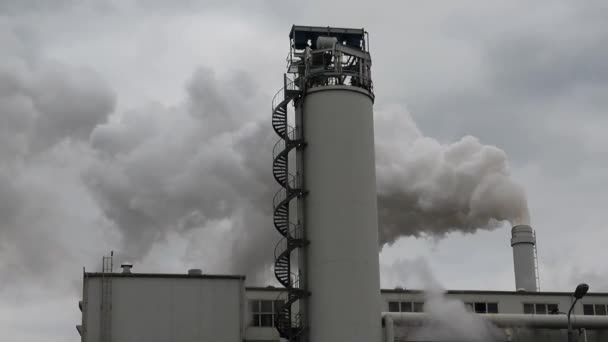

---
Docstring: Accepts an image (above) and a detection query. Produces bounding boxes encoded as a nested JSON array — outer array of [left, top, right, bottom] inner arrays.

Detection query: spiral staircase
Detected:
[[271, 75, 308, 341]]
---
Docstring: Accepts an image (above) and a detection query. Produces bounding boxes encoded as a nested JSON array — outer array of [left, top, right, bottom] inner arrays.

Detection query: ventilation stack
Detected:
[[270, 25, 381, 342], [511, 224, 538, 292]]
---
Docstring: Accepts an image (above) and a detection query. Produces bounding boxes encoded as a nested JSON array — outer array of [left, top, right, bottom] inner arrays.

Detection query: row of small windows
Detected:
[[388, 301, 424, 313], [250, 300, 284, 327], [583, 304, 607, 316], [465, 302, 499, 314], [250, 299, 608, 327], [523, 303, 560, 314]]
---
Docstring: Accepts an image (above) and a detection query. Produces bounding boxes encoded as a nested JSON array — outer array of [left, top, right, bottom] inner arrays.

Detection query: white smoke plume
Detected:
[[0, 23, 529, 286], [385, 258, 504, 342], [375, 108, 530, 245]]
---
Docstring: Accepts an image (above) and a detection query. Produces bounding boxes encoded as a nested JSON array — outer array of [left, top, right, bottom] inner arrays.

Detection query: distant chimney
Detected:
[[121, 262, 133, 274], [188, 269, 202, 276], [511, 225, 537, 292]]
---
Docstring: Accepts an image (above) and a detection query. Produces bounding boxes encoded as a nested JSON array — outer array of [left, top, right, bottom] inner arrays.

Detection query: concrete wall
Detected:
[[81, 274, 245, 342]]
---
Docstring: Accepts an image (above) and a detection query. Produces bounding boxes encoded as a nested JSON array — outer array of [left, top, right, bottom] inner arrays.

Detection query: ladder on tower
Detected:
[[533, 231, 541, 291], [100, 251, 113, 342]]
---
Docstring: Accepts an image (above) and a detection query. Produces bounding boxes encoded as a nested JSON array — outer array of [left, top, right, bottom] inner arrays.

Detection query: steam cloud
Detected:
[[0, 27, 529, 284], [385, 258, 504, 341], [85, 67, 276, 282], [375, 108, 530, 245], [0, 28, 116, 288]]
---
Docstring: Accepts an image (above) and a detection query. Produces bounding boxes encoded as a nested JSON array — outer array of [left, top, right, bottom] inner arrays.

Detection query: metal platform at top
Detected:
[[287, 25, 373, 95], [289, 25, 367, 51]]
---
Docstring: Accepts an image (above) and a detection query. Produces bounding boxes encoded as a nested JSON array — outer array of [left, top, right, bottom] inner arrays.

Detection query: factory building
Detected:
[[77, 25, 608, 342], [77, 265, 608, 342]]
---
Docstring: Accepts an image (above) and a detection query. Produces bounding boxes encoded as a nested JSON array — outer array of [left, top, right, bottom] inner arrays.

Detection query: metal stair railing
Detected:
[[271, 74, 306, 342], [272, 174, 301, 210], [272, 77, 297, 113], [272, 127, 298, 157]]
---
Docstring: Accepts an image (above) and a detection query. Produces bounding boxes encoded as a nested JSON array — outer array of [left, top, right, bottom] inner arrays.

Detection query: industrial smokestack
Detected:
[[510, 225, 537, 292]]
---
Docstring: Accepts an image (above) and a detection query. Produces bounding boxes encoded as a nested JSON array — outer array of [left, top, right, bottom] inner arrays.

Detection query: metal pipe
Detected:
[[581, 328, 588, 342], [383, 314, 394, 342], [383, 312, 608, 330]]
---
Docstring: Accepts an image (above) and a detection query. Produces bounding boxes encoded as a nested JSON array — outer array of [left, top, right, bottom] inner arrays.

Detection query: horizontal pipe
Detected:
[[382, 312, 608, 330]]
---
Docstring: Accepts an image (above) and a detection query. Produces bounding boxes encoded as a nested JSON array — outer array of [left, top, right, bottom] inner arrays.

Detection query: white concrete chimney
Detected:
[[511, 225, 537, 292]]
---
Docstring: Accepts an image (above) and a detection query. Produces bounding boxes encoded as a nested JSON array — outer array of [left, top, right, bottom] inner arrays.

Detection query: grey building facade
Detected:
[[78, 271, 608, 342]]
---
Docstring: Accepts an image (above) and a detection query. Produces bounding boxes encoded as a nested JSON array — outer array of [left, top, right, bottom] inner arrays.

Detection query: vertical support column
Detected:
[[295, 99, 309, 340]]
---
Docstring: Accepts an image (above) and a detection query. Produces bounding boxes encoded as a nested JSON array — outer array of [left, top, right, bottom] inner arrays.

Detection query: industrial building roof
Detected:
[[246, 286, 608, 297], [84, 272, 246, 280]]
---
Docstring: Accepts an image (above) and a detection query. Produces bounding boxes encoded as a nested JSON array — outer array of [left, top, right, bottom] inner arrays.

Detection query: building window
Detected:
[[523, 303, 560, 314], [548, 304, 559, 314], [465, 302, 499, 314], [387, 301, 424, 313], [250, 300, 284, 327], [535, 303, 547, 314], [583, 304, 608, 316], [388, 301, 400, 312]]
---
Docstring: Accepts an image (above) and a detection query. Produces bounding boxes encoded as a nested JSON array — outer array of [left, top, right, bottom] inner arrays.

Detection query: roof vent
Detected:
[[188, 269, 202, 276], [121, 262, 133, 274]]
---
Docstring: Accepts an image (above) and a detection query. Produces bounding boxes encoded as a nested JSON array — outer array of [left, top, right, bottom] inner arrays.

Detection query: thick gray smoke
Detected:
[[0, 24, 116, 289], [85, 67, 276, 282], [375, 108, 530, 245], [0, 62, 530, 285], [0, 23, 529, 286]]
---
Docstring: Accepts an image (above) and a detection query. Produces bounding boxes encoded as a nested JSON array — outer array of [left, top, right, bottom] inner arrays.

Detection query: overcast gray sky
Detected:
[[1, 1, 607, 341]]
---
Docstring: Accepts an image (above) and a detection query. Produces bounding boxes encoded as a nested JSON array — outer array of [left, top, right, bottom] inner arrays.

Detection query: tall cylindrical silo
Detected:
[[302, 85, 381, 342], [271, 25, 381, 342], [511, 224, 538, 292]]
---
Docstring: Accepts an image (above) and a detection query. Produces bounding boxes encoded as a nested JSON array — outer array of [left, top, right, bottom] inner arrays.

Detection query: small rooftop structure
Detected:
[[289, 25, 366, 50]]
